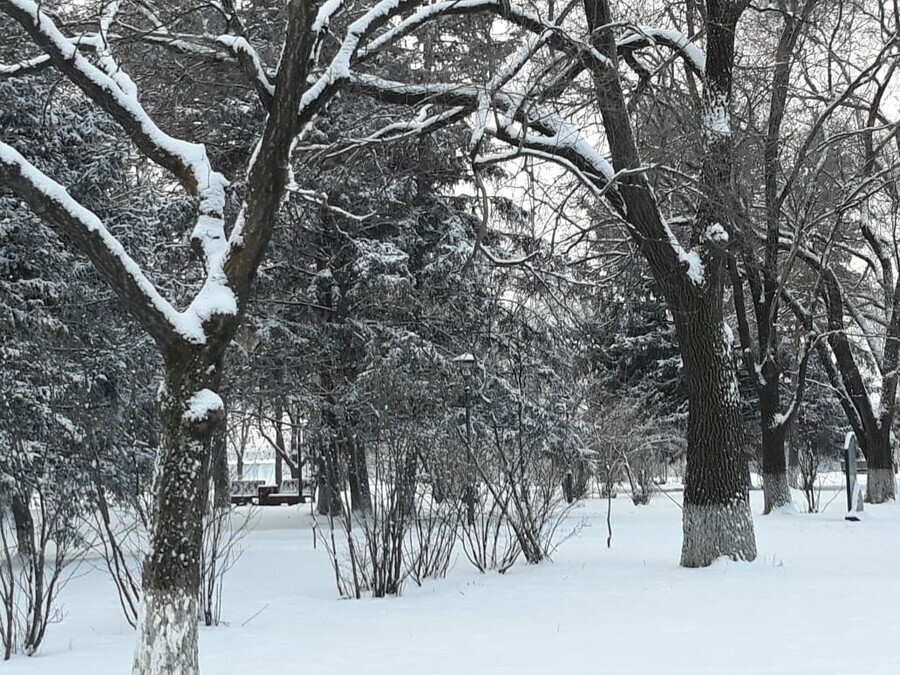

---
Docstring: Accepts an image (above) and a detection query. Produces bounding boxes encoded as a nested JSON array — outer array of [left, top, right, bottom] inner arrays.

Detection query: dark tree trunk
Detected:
[[10, 491, 34, 560], [211, 408, 231, 509], [580, 0, 757, 566], [316, 436, 344, 516], [347, 434, 372, 513], [274, 398, 285, 488], [133, 352, 224, 674], [675, 306, 757, 567], [759, 384, 791, 514]]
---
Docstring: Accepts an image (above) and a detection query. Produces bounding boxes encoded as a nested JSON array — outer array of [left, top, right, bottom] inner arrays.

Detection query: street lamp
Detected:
[[454, 353, 477, 527]]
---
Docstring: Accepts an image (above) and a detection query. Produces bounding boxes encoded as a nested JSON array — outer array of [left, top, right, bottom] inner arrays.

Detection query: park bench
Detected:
[[230, 480, 266, 505], [257, 478, 316, 506], [840, 459, 868, 474]]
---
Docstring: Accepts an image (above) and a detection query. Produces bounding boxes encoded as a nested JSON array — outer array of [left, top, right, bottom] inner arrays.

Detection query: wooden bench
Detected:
[[840, 459, 868, 474], [257, 479, 316, 506], [230, 480, 266, 505]]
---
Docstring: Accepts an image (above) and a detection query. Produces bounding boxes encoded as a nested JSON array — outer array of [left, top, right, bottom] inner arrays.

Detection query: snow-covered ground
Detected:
[[6, 487, 899, 675]]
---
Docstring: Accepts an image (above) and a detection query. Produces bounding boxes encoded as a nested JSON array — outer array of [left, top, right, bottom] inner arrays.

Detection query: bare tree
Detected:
[[353, 0, 759, 565]]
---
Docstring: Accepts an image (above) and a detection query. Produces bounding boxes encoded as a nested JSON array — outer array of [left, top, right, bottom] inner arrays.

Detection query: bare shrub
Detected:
[[588, 397, 683, 506], [0, 460, 84, 659], [200, 504, 254, 626]]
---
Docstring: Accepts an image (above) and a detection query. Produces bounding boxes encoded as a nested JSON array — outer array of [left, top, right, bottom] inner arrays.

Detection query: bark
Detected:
[[676, 312, 757, 566], [580, 0, 756, 566], [347, 436, 372, 513], [862, 430, 896, 503], [867, 468, 896, 504], [316, 435, 344, 517], [762, 472, 792, 513], [760, 399, 790, 514], [10, 491, 34, 560], [211, 412, 230, 509], [133, 353, 224, 675]]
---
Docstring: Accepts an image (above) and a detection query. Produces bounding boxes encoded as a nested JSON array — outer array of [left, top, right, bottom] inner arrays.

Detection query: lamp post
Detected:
[[454, 353, 477, 527]]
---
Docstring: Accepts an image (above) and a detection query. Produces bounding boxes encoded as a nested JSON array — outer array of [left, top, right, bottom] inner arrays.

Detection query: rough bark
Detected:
[[347, 435, 372, 513], [867, 468, 896, 504], [762, 472, 792, 513], [862, 431, 896, 503], [676, 312, 757, 566], [133, 351, 224, 675], [760, 403, 790, 513], [579, 0, 756, 565]]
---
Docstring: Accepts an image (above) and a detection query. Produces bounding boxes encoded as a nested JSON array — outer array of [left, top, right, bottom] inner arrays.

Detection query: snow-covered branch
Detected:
[[617, 26, 706, 75], [0, 52, 51, 78], [0, 142, 199, 345], [214, 34, 275, 107], [356, 0, 613, 71]]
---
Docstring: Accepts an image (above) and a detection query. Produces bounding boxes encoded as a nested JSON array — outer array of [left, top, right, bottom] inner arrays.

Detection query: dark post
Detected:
[[844, 432, 861, 521]]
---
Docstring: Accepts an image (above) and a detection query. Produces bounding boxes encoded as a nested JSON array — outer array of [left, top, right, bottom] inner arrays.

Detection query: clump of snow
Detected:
[[183, 389, 224, 422], [661, 216, 704, 286], [703, 223, 729, 243]]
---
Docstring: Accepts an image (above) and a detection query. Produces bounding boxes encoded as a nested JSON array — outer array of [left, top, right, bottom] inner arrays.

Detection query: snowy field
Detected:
[[6, 487, 899, 675]]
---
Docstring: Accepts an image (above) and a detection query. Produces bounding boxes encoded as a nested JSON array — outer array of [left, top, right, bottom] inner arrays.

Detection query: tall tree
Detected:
[[354, 0, 759, 564], [0, 0, 492, 669]]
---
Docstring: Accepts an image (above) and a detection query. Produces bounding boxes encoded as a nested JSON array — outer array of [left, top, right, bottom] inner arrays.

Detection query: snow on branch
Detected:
[[2, 0, 237, 340], [0, 52, 51, 78], [0, 142, 205, 344], [356, 0, 612, 71], [214, 34, 275, 106], [617, 26, 706, 75], [301, 105, 469, 158], [298, 0, 423, 122]]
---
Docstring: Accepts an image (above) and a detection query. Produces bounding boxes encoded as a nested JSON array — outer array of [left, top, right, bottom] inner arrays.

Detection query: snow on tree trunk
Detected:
[[866, 468, 896, 504], [132, 587, 198, 675], [133, 358, 224, 675], [762, 472, 792, 514], [678, 316, 757, 567]]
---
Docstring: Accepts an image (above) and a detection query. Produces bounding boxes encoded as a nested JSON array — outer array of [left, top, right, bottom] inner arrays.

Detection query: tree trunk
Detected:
[[316, 437, 343, 516], [132, 356, 223, 675], [760, 392, 791, 513], [862, 428, 896, 503], [347, 434, 372, 513], [274, 400, 285, 488], [211, 412, 230, 510], [10, 491, 34, 560], [677, 315, 757, 568]]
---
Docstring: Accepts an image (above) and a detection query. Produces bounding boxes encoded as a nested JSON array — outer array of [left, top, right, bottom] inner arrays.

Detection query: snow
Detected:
[[703, 223, 728, 243], [183, 389, 224, 422], [312, 0, 344, 31], [662, 217, 704, 286], [618, 27, 707, 74], [0, 141, 205, 342], [9, 488, 900, 674], [214, 35, 275, 97], [300, 0, 407, 114]]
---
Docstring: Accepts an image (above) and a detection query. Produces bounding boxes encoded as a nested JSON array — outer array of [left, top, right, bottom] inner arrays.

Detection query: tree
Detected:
[[0, 0, 495, 669], [353, 0, 758, 564]]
